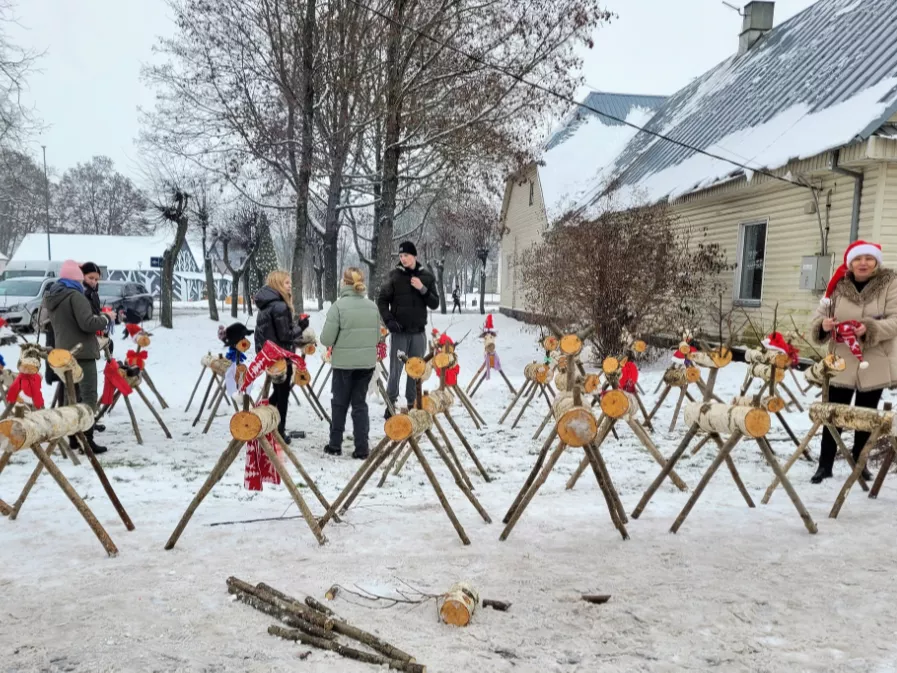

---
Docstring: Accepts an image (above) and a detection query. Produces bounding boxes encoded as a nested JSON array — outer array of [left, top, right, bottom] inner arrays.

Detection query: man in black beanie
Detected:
[[377, 240, 439, 415]]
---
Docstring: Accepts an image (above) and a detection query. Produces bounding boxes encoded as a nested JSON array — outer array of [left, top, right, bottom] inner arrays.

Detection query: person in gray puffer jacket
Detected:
[[43, 260, 112, 453]]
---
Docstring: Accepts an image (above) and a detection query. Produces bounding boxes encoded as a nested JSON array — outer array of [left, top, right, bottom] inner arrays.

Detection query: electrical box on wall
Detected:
[[800, 255, 833, 291]]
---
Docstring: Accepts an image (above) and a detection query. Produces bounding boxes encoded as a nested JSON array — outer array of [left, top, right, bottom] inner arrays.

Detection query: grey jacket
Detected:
[[43, 281, 109, 360]]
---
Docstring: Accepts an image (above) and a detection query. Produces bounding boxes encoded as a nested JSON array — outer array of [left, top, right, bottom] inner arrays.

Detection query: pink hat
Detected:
[[60, 259, 84, 282], [821, 240, 883, 305]]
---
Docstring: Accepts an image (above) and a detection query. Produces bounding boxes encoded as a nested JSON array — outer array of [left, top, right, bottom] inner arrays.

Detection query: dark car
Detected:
[[98, 281, 154, 321]]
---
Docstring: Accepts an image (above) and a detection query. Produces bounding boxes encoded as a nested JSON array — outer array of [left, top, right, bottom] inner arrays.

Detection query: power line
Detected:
[[345, 0, 813, 193]]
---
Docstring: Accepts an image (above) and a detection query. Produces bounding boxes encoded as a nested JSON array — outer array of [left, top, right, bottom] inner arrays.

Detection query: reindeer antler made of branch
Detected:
[[788, 315, 826, 361]]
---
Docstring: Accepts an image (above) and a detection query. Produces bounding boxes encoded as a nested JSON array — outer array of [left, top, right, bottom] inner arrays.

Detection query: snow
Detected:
[[11, 231, 201, 270], [836, 0, 864, 17], [618, 76, 897, 204], [3, 310, 897, 672], [538, 107, 655, 222]]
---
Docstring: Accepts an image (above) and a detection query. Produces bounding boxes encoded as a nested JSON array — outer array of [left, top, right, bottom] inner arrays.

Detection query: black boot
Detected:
[[384, 406, 394, 420], [811, 465, 832, 484], [85, 427, 107, 455], [93, 422, 106, 433], [324, 444, 342, 456], [352, 447, 369, 460]]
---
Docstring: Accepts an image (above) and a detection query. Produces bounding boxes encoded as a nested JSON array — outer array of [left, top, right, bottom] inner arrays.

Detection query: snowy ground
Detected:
[[2, 309, 897, 673]]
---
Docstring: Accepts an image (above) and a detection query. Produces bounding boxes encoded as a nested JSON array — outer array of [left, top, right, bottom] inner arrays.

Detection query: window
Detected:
[[528, 181, 534, 206], [735, 220, 767, 304]]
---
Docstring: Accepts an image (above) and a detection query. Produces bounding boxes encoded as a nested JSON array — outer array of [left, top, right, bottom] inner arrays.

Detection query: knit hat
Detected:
[[80, 261, 101, 276], [60, 260, 84, 282], [762, 332, 800, 367], [822, 240, 883, 305], [398, 241, 417, 257], [223, 322, 254, 347]]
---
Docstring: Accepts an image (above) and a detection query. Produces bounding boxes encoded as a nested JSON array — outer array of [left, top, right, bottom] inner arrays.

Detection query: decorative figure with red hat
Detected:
[[809, 239, 897, 484], [465, 314, 516, 397]]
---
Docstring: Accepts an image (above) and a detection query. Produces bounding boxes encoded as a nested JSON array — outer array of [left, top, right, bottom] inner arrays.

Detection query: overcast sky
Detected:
[[11, 0, 818, 175]]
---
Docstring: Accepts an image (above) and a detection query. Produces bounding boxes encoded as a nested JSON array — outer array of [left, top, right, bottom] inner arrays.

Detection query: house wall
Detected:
[[499, 164, 547, 311]]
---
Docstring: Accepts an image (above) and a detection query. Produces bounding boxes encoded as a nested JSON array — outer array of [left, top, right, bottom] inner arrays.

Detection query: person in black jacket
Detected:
[[377, 241, 439, 414], [254, 270, 309, 441]]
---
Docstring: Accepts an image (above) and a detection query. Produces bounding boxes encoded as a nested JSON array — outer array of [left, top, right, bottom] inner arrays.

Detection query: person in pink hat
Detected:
[[43, 260, 113, 453], [810, 240, 897, 483]]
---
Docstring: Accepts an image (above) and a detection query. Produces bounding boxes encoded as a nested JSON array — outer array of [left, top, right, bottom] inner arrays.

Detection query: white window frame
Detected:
[[733, 218, 769, 307]]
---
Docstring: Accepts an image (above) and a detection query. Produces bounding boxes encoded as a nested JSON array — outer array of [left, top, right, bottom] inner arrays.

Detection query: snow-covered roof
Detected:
[[601, 0, 897, 204], [11, 231, 199, 269], [538, 92, 666, 221]]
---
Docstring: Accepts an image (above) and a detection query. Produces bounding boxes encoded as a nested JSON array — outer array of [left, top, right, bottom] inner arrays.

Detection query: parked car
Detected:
[[98, 281, 154, 321], [1, 260, 108, 281], [0, 277, 54, 332]]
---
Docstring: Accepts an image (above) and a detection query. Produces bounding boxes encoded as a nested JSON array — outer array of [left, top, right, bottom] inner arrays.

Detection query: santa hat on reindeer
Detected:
[[819, 240, 883, 370]]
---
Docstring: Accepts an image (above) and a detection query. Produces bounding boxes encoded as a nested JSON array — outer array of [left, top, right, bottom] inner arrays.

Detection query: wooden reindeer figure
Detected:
[[319, 349, 492, 546], [430, 329, 486, 429], [498, 331, 564, 428], [291, 327, 331, 424], [466, 315, 516, 397], [120, 309, 168, 409], [644, 336, 710, 433]]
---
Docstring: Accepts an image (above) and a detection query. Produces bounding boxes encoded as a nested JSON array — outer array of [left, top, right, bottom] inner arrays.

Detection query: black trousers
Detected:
[[329, 368, 375, 451], [268, 361, 293, 437], [819, 385, 884, 469], [452, 299, 461, 314]]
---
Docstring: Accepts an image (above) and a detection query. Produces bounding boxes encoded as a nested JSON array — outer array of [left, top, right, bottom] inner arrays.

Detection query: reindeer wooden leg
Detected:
[[632, 424, 700, 519], [762, 421, 821, 504], [499, 380, 532, 425], [774, 412, 801, 448], [669, 387, 687, 433], [73, 431, 135, 530], [202, 385, 229, 435], [626, 419, 688, 491], [134, 386, 172, 439], [583, 439, 629, 540], [392, 443, 415, 476], [469, 371, 488, 398], [9, 442, 57, 520], [465, 364, 486, 394], [32, 443, 118, 556], [500, 441, 569, 541], [566, 414, 612, 491], [532, 407, 554, 441], [830, 428, 882, 519], [272, 430, 338, 520], [498, 370, 517, 395], [165, 439, 244, 550], [432, 416, 474, 490], [290, 386, 304, 409], [315, 367, 333, 399], [141, 369, 169, 409], [192, 374, 219, 427], [756, 437, 817, 534], [257, 436, 326, 545], [305, 387, 332, 424], [340, 442, 399, 515], [869, 437, 897, 499], [121, 393, 144, 445], [670, 431, 744, 533], [779, 381, 804, 413], [644, 385, 671, 426], [503, 427, 558, 524], [378, 440, 407, 486], [510, 383, 539, 429], [689, 434, 712, 456], [318, 438, 393, 529], [652, 377, 664, 395], [634, 392, 654, 432], [185, 367, 207, 412], [443, 411, 491, 482], [408, 435, 471, 545], [311, 360, 327, 388], [454, 387, 484, 430], [825, 423, 870, 492], [95, 390, 119, 422], [424, 430, 491, 523]]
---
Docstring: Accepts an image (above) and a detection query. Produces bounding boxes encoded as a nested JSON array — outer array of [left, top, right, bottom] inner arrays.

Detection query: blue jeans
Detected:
[[329, 368, 375, 451]]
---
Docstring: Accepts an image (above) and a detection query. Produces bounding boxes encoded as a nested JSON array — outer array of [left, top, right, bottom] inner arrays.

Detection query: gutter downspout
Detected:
[[830, 149, 863, 243]]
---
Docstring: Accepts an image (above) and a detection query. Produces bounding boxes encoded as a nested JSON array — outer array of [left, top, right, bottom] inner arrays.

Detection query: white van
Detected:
[[1, 260, 107, 280]]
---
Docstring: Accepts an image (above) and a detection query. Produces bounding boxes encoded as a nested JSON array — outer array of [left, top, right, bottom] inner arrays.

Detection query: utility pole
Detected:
[[41, 145, 51, 260]]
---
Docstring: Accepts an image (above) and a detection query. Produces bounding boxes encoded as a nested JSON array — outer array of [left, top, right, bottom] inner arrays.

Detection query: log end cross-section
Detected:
[[230, 406, 281, 441]]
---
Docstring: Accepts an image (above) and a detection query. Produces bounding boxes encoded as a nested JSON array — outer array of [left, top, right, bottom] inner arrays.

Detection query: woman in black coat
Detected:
[[254, 270, 309, 441]]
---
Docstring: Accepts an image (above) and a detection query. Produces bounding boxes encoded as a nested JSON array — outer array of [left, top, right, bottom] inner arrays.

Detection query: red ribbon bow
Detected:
[[100, 359, 133, 406], [6, 372, 44, 409], [126, 349, 148, 370]]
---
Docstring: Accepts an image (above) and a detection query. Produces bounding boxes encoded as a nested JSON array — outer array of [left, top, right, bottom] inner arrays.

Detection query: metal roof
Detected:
[[608, 0, 897, 195], [545, 91, 667, 150]]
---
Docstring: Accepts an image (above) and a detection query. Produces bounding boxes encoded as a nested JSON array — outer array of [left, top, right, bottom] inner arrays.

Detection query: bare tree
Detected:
[[0, 148, 46, 254], [0, 1, 41, 147], [219, 207, 260, 318], [193, 188, 219, 321], [54, 156, 149, 235]]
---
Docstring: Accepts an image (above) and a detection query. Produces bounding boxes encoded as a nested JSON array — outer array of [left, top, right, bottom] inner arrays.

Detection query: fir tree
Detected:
[[249, 213, 279, 296]]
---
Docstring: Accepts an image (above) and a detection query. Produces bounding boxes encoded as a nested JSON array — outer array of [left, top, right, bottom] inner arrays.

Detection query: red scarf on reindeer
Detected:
[[6, 373, 44, 408], [240, 341, 307, 392], [243, 399, 285, 492], [100, 359, 133, 406]]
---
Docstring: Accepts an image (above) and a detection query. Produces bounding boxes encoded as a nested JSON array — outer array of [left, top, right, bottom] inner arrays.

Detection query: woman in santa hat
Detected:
[[810, 240, 897, 483]]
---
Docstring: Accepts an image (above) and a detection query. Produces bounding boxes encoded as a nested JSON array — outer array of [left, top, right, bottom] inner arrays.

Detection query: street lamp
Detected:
[[42, 145, 51, 260]]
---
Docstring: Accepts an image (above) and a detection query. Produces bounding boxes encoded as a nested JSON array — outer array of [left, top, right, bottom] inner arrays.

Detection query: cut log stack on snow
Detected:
[[320, 404, 492, 546], [765, 401, 897, 515], [166, 405, 336, 549], [0, 402, 135, 556], [227, 577, 426, 672], [632, 340, 818, 535], [502, 326, 631, 542]]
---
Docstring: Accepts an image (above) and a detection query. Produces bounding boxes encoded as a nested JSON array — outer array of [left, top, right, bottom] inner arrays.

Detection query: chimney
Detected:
[[738, 1, 775, 55]]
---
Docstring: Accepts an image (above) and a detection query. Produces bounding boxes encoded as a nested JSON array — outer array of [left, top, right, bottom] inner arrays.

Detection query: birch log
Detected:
[[200, 352, 215, 368], [554, 371, 584, 392], [0, 404, 94, 452], [804, 355, 846, 386], [440, 582, 479, 627], [663, 366, 700, 387], [749, 363, 785, 383], [266, 360, 288, 383], [745, 349, 790, 369], [732, 395, 786, 414], [600, 390, 639, 420], [47, 348, 84, 384], [808, 403, 896, 435], [683, 402, 770, 438], [583, 374, 602, 394], [384, 410, 432, 442], [433, 352, 457, 370], [421, 390, 455, 416], [230, 406, 281, 441], [209, 357, 232, 377], [524, 363, 551, 384], [552, 393, 598, 447], [689, 348, 733, 369]]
